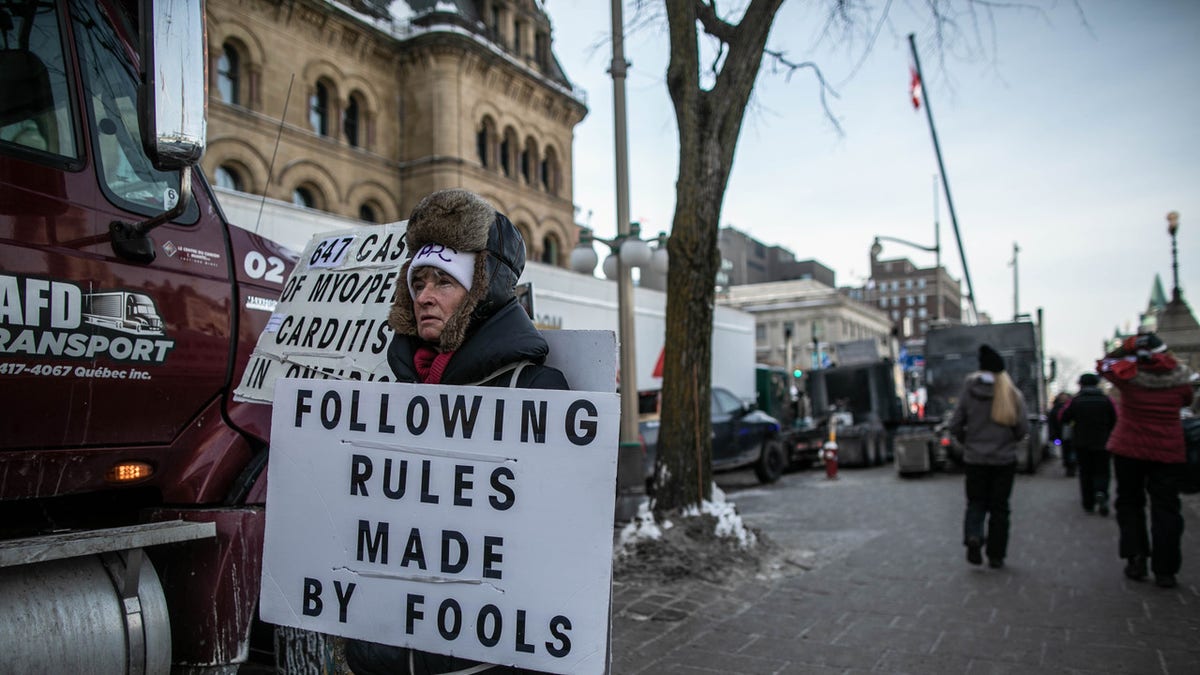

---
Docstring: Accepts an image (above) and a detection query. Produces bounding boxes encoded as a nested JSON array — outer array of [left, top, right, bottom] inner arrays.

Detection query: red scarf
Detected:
[[413, 346, 454, 384]]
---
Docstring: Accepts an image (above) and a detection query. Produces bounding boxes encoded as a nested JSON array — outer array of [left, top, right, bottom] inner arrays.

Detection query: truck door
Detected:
[[0, 0, 231, 450]]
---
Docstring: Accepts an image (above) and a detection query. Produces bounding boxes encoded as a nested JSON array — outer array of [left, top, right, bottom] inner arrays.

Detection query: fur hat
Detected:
[[978, 344, 1005, 373], [1078, 372, 1100, 387], [389, 189, 525, 352]]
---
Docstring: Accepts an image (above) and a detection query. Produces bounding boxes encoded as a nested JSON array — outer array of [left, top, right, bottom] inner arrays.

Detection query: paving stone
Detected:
[[609, 465, 1200, 674]]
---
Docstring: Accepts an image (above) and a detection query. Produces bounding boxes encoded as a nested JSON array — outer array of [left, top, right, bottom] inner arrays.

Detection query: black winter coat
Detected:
[[1061, 385, 1117, 450]]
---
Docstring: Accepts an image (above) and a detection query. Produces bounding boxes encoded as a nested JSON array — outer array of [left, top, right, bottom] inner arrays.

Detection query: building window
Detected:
[[541, 235, 559, 265], [755, 324, 766, 344], [907, 295, 915, 306], [513, 19, 523, 54], [343, 95, 361, 147], [309, 82, 329, 136], [879, 298, 887, 308], [359, 203, 377, 223], [919, 307, 928, 319], [214, 165, 242, 191], [292, 186, 315, 209], [477, 116, 496, 169], [918, 278, 926, 289], [217, 43, 240, 105]]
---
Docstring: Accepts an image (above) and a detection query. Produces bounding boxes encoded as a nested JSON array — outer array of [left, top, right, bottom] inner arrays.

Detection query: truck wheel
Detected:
[[755, 439, 786, 484]]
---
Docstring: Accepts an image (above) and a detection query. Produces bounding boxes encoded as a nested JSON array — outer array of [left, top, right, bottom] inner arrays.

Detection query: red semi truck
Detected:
[[1, 0, 294, 671]]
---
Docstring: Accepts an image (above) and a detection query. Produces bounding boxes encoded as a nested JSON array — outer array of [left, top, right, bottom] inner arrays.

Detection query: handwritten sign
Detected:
[[259, 379, 619, 674]]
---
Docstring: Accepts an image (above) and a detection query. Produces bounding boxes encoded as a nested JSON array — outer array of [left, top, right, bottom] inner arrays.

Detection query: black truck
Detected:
[[914, 318, 1050, 474]]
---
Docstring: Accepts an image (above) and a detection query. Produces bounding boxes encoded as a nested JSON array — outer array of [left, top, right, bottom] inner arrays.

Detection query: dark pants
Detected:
[[963, 462, 1017, 561], [1113, 454, 1185, 576], [1061, 440, 1076, 472], [1077, 445, 1111, 511]]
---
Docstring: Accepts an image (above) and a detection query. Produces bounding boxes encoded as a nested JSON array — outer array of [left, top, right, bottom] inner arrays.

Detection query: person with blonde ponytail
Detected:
[[950, 344, 1030, 569]]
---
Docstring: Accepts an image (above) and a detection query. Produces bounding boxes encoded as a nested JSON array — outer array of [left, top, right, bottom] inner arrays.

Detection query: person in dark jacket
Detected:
[[345, 188, 566, 674], [1048, 392, 1075, 476], [1098, 332, 1195, 589], [1061, 373, 1117, 515], [950, 344, 1030, 569]]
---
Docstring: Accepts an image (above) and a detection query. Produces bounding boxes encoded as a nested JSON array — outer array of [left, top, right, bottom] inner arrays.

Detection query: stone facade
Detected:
[[202, 0, 587, 266]]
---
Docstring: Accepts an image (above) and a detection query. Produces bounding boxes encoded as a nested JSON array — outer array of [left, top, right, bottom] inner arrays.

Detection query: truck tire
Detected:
[[754, 439, 787, 484]]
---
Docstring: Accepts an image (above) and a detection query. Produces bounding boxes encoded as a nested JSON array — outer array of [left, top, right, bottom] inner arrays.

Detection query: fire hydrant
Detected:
[[823, 413, 839, 480]]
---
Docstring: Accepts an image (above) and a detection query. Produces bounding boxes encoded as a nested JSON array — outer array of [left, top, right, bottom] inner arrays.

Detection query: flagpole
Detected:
[[908, 32, 978, 324]]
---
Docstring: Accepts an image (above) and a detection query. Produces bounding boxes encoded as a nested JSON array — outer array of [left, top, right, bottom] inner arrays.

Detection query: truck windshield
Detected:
[[0, 0, 79, 160], [70, 0, 198, 223]]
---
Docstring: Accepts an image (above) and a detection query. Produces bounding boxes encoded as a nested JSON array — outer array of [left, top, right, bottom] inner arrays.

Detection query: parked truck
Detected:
[[1, 1, 294, 671], [915, 318, 1050, 474], [754, 364, 824, 469], [802, 359, 912, 468]]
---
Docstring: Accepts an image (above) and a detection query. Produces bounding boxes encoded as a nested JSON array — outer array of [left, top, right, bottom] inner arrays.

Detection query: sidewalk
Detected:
[[610, 465, 1200, 674]]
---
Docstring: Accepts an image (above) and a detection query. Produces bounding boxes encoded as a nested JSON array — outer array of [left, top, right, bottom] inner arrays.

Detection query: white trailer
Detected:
[[519, 262, 757, 402]]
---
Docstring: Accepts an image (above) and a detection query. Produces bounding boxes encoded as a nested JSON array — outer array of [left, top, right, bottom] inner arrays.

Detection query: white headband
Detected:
[[407, 243, 476, 298]]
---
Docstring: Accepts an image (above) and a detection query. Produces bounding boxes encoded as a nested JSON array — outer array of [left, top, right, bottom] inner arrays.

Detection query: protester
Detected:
[[344, 188, 566, 674], [1061, 373, 1117, 515], [950, 344, 1030, 569], [1098, 332, 1195, 589], [1048, 392, 1075, 476]]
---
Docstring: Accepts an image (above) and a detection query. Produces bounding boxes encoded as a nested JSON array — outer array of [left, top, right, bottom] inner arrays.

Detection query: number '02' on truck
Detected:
[[1, 1, 294, 671]]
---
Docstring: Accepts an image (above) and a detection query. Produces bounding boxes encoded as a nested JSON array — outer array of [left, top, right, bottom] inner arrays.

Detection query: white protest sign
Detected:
[[260, 378, 620, 675], [234, 223, 409, 403]]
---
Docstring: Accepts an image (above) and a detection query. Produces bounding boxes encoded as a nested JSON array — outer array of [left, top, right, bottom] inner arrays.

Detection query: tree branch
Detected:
[[762, 49, 844, 136]]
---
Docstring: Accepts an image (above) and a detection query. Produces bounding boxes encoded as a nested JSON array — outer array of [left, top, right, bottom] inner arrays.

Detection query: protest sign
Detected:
[[234, 223, 409, 403], [259, 378, 620, 674]]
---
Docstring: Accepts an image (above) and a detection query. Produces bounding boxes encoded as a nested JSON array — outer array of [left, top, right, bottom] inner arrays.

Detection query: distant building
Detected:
[[866, 245, 962, 341], [719, 279, 893, 373], [718, 227, 836, 287], [1137, 275, 1200, 372]]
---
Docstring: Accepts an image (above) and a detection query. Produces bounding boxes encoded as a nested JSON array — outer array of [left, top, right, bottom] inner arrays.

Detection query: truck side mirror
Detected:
[[139, 0, 207, 170]]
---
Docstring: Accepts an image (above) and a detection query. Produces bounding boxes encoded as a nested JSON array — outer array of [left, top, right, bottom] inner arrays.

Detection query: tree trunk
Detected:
[[653, 0, 783, 514]]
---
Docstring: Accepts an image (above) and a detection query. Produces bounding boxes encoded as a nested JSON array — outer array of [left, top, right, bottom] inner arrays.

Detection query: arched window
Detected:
[[309, 82, 329, 136], [343, 96, 360, 147], [541, 146, 560, 195], [359, 203, 377, 223], [217, 43, 240, 105], [292, 186, 315, 209], [522, 136, 538, 186], [541, 235, 559, 265], [477, 116, 497, 170], [500, 135, 512, 178], [477, 127, 489, 168], [214, 165, 243, 191]]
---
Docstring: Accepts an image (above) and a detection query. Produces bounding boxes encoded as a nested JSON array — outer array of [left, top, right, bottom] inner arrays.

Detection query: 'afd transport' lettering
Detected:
[[0, 274, 175, 363]]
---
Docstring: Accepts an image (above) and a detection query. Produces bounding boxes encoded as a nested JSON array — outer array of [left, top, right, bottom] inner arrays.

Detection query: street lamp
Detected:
[[1167, 211, 1181, 302], [871, 234, 943, 323]]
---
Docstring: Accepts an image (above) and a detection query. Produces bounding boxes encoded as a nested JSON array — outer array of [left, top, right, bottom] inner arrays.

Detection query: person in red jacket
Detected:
[[1098, 332, 1196, 588]]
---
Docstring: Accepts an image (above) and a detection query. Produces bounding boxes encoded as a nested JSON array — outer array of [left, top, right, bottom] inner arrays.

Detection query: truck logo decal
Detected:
[[0, 273, 175, 364]]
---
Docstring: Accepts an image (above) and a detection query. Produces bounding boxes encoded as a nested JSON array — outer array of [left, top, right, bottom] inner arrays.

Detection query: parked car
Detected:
[[639, 387, 788, 489]]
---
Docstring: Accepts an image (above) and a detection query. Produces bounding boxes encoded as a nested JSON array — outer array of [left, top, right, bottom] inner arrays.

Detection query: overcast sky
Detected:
[[542, 1, 1200, 384]]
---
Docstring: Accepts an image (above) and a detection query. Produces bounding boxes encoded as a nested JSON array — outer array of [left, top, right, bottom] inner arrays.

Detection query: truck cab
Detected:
[[1, 1, 293, 670]]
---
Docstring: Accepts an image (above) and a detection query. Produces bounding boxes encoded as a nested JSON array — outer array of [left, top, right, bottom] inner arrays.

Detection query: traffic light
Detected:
[[793, 368, 803, 378]]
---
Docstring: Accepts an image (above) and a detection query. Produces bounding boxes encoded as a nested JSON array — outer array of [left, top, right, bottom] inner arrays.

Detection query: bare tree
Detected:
[[649, 0, 1074, 514]]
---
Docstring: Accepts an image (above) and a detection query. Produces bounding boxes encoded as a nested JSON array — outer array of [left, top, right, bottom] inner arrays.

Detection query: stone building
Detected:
[[866, 244, 962, 341], [202, 0, 587, 265], [720, 279, 894, 374]]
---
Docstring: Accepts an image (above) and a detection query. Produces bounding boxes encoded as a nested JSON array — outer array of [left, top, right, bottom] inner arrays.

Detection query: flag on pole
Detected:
[[910, 67, 922, 110]]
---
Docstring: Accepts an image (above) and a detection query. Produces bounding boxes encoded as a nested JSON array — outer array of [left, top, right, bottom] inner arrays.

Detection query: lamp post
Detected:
[[871, 234, 943, 322], [1167, 211, 1181, 302]]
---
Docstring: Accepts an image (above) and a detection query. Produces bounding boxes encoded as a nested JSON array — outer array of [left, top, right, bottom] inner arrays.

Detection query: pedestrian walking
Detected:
[[1061, 373, 1117, 515], [1097, 332, 1196, 589], [950, 343, 1030, 569], [1049, 392, 1075, 476], [344, 188, 567, 674]]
